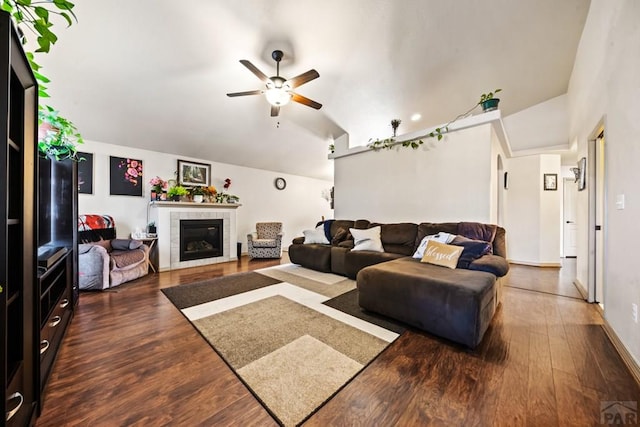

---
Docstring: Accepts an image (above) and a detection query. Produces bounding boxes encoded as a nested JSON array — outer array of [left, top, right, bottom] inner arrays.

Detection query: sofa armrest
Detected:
[[292, 236, 305, 244], [468, 255, 509, 277], [78, 244, 110, 290]]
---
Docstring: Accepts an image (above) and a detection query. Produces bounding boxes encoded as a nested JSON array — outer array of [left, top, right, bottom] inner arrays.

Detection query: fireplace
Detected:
[[179, 219, 223, 262]]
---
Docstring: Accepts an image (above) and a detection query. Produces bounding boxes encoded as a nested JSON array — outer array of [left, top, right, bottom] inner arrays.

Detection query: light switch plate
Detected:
[[616, 194, 625, 210]]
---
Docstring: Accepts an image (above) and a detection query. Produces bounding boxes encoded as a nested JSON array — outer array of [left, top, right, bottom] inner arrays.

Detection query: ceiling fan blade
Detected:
[[240, 60, 270, 84], [291, 93, 322, 110], [226, 90, 263, 97], [271, 105, 280, 117], [286, 69, 320, 88]]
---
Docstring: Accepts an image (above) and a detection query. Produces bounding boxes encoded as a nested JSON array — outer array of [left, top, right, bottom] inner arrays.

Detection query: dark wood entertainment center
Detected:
[[1, 11, 78, 426]]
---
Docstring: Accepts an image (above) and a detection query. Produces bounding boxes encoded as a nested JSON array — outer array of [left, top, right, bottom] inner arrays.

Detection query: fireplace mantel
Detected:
[[150, 201, 241, 209], [149, 202, 240, 271]]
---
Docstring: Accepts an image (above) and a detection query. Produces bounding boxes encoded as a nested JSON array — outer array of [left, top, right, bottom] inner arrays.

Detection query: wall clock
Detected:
[[274, 177, 287, 190]]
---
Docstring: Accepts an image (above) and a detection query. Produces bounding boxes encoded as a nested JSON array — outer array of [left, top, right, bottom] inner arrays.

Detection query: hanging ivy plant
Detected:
[[367, 89, 503, 151], [1, 0, 83, 159]]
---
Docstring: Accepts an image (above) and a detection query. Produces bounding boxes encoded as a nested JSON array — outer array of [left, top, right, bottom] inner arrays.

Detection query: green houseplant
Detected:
[[167, 185, 188, 201], [479, 88, 502, 112], [368, 88, 504, 151], [37, 105, 83, 160], [2, 0, 84, 160]]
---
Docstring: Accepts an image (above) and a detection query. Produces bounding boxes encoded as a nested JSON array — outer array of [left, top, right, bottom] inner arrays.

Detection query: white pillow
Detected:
[[349, 226, 384, 252], [303, 225, 330, 244], [412, 232, 456, 258]]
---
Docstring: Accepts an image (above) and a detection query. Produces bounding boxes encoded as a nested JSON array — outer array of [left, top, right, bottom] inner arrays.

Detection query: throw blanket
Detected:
[[458, 222, 497, 243], [323, 219, 335, 242]]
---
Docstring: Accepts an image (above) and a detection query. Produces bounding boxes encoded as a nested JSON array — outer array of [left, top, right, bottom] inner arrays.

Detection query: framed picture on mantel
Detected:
[[177, 159, 210, 187]]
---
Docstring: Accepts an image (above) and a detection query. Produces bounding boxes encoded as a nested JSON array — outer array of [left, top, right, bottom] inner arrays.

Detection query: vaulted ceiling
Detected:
[[35, 0, 590, 181]]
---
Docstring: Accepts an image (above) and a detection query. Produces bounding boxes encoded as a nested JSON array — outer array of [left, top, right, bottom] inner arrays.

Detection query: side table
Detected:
[[140, 237, 158, 273]]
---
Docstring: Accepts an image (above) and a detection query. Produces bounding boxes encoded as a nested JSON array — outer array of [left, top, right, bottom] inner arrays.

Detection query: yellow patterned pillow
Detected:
[[420, 240, 463, 269]]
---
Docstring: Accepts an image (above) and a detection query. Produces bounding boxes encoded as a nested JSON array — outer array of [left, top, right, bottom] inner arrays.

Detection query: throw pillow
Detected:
[[420, 240, 463, 269], [111, 239, 143, 251], [451, 235, 492, 269], [303, 225, 330, 244], [331, 227, 351, 246], [412, 232, 456, 258], [350, 226, 384, 252]]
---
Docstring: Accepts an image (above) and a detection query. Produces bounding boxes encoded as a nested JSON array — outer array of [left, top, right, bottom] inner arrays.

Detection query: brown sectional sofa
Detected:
[[288, 220, 509, 348]]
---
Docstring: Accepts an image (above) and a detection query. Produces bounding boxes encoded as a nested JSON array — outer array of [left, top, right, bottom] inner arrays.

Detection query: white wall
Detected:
[[334, 124, 494, 224], [78, 139, 334, 249], [505, 154, 562, 265], [567, 0, 640, 363]]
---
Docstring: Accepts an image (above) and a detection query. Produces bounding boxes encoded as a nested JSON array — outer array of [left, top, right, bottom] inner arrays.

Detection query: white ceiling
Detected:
[[35, 0, 591, 181]]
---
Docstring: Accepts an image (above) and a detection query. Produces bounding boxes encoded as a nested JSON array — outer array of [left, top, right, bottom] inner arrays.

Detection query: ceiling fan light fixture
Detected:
[[265, 87, 292, 106]]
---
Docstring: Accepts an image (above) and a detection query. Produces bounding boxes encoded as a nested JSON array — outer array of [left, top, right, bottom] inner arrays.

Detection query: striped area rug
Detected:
[[162, 264, 404, 426]]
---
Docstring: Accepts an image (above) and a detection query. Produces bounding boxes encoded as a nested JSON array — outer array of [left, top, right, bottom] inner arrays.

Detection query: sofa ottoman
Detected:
[[357, 257, 498, 348]]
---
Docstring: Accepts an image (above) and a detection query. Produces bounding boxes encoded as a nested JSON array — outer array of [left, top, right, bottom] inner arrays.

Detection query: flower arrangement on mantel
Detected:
[[149, 176, 167, 193], [367, 89, 502, 151], [213, 178, 240, 203]]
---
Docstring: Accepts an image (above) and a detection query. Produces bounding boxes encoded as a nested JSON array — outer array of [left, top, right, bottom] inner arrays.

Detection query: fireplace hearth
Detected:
[[180, 219, 223, 262]]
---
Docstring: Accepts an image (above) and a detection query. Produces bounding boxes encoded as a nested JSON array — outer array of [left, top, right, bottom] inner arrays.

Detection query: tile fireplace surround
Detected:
[[149, 201, 241, 271]]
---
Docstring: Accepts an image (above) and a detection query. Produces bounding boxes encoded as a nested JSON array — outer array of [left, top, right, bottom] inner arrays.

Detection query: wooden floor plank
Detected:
[[35, 258, 640, 426]]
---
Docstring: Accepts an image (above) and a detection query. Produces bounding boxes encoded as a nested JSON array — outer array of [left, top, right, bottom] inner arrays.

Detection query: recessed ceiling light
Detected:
[[410, 113, 422, 121]]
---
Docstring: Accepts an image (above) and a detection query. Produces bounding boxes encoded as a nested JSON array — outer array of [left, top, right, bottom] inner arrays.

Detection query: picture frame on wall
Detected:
[[543, 173, 558, 191], [177, 159, 210, 187], [77, 151, 93, 194], [109, 156, 143, 196]]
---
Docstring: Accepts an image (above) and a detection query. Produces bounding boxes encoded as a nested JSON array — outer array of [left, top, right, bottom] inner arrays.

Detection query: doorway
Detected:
[[563, 178, 578, 257], [588, 128, 606, 306]]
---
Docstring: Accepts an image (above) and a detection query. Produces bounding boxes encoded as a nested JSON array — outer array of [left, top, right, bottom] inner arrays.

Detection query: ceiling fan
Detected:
[[227, 50, 322, 117]]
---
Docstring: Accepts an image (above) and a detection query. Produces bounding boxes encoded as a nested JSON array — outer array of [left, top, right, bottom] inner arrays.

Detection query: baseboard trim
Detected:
[[602, 320, 640, 387], [507, 260, 562, 268], [573, 279, 588, 300]]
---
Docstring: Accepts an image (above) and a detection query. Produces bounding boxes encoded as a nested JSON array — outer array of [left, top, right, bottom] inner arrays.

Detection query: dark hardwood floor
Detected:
[[36, 256, 639, 426]]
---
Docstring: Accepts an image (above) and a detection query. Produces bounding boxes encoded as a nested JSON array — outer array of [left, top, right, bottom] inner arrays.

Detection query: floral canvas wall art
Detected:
[[110, 156, 143, 196]]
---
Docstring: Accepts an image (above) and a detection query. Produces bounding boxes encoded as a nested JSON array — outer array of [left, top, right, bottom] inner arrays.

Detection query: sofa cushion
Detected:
[[288, 243, 332, 272], [252, 238, 278, 248], [451, 235, 493, 269], [420, 241, 464, 269], [344, 250, 405, 279], [350, 226, 384, 252], [458, 222, 497, 243], [110, 249, 145, 268], [378, 223, 418, 256]]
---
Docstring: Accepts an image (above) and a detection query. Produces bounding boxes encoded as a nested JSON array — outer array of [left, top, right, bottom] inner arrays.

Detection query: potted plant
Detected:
[[167, 185, 188, 201], [149, 176, 167, 200], [189, 186, 206, 203], [479, 88, 502, 112], [38, 106, 84, 160]]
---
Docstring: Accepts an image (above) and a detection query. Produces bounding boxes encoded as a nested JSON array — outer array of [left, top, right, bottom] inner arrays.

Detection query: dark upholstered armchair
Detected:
[[247, 222, 284, 259], [78, 215, 150, 290]]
